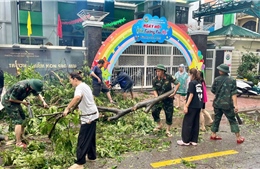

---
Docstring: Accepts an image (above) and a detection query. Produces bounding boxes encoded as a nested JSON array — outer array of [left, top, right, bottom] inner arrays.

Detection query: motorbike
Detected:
[[236, 75, 260, 97]]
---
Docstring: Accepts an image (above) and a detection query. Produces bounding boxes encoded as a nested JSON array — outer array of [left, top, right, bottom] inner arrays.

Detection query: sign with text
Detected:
[[0, 48, 85, 76], [224, 50, 232, 73], [132, 14, 172, 43]]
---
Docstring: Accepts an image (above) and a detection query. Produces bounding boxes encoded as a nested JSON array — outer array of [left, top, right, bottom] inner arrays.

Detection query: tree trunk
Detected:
[[98, 88, 175, 121]]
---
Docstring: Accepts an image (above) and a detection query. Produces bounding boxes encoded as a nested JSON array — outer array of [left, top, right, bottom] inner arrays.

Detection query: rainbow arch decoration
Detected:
[[92, 14, 204, 83]]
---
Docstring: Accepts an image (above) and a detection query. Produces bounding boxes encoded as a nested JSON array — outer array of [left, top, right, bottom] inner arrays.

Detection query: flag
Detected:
[[223, 0, 235, 26], [57, 14, 63, 38], [223, 14, 235, 26], [27, 11, 32, 37]]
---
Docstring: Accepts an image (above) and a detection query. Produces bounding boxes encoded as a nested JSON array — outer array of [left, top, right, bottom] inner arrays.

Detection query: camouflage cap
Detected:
[[217, 64, 230, 73], [114, 67, 121, 72], [155, 64, 166, 72], [29, 79, 43, 92]]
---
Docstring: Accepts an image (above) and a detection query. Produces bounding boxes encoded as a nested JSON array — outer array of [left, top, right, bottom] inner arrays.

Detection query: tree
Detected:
[[237, 52, 260, 84]]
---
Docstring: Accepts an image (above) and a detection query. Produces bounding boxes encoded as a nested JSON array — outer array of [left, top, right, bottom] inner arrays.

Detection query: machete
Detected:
[[235, 113, 243, 125], [27, 99, 34, 118]]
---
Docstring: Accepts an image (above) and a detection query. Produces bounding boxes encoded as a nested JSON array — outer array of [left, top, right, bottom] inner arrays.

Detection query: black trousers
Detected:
[[75, 121, 96, 165], [181, 107, 201, 143]]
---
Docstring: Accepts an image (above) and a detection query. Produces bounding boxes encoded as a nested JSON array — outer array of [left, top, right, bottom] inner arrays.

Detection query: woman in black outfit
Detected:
[[177, 68, 203, 146]]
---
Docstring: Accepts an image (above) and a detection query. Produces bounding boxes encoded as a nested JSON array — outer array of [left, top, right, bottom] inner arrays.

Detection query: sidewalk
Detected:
[[205, 88, 260, 113]]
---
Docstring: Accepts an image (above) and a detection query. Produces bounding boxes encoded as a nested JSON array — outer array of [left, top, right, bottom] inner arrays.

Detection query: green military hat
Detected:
[[217, 64, 230, 73], [114, 67, 121, 72], [155, 64, 166, 71], [29, 79, 43, 92]]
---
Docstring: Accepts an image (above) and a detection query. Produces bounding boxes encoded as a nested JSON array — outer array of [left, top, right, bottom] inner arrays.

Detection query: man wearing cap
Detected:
[[1, 79, 48, 148], [110, 67, 134, 100], [152, 64, 180, 137], [210, 63, 244, 144]]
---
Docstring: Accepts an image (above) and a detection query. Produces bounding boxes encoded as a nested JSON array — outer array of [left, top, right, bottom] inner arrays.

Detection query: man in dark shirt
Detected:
[[210, 63, 244, 144], [90, 59, 115, 103], [2, 79, 48, 148], [110, 67, 134, 100], [152, 64, 180, 137]]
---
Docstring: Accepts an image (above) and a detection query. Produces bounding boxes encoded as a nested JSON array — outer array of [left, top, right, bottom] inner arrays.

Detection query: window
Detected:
[[175, 6, 188, 24], [243, 21, 256, 32], [153, 8, 161, 17], [137, 13, 144, 19], [20, 38, 43, 45], [19, 0, 42, 12], [87, 3, 104, 11], [204, 16, 215, 24]]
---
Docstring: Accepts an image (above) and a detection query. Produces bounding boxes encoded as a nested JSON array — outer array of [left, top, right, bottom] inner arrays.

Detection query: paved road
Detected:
[[86, 117, 260, 169], [205, 88, 260, 112], [84, 91, 260, 169], [1, 89, 259, 169]]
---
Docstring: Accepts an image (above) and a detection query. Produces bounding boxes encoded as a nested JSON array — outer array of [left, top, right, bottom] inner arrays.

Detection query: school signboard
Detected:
[[0, 46, 86, 75]]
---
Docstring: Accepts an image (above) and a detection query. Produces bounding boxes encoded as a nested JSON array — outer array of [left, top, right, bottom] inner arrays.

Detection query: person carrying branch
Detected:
[[63, 72, 99, 169], [1, 79, 48, 148], [90, 59, 115, 103], [110, 67, 134, 100], [152, 64, 180, 137], [210, 63, 244, 144]]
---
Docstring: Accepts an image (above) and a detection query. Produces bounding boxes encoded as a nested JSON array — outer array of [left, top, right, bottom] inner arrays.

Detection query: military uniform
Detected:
[[152, 73, 179, 125], [2, 80, 40, 125], [211, 74, 239, 133]]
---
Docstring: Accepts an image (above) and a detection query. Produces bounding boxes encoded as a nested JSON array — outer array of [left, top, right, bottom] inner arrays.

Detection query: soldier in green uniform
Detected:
[[210, 64, 244, 144], [152, 64, 180, 137], [1, 79, 48, 148]]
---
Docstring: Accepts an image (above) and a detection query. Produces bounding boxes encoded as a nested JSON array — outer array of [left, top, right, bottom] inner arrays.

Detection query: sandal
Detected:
[[190, 142, 198, 146], [166, 131, 173, 137], [200, 128, 206, 132], [177, 140, 189, 146], [16, 142, 27, 148], [210, 136, 222, 140], [153, 126, 162, 132], [237, 137, 245, 144]]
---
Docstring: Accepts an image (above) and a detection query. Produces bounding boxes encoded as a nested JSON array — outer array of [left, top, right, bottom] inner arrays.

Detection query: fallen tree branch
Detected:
[[98, 106, 122, 114], [48, 98, 82, 138], [43, 89, 175, 122], [50, 71, 64, 87], [105, 88, 175, 121]]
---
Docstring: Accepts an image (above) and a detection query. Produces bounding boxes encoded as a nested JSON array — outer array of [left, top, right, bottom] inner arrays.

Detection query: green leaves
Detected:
[[237, 52, 260, 84], [1, 64, 173, 168]]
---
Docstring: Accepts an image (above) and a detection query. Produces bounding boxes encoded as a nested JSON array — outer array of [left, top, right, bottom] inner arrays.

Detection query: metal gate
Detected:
[[115, 43, 187, 89]]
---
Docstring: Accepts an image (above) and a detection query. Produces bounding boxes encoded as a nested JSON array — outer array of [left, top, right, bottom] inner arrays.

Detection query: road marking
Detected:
[[150, 150, 239, 168]]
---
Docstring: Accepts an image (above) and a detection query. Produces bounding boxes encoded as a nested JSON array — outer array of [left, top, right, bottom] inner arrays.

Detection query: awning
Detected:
[[209, 24, 260, 39]]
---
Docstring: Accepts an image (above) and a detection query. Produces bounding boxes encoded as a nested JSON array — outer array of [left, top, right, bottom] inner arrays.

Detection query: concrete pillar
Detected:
[[189, 30, 209, 70], [82, 21, 103, 67], [10, 1, 19, 44]]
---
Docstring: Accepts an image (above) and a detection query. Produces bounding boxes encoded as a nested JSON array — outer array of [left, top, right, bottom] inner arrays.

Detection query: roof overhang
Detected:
[[208, 36, 260, 42]]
